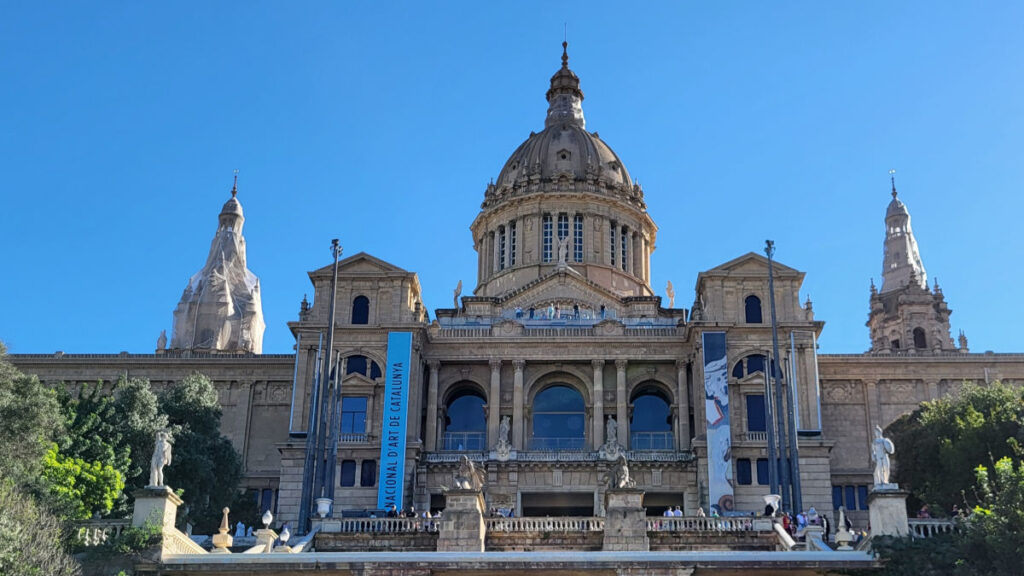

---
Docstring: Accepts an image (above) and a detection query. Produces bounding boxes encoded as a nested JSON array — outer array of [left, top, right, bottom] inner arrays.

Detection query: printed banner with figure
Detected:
[[702, 331, 733, 514], [377, 332, 412, 511]]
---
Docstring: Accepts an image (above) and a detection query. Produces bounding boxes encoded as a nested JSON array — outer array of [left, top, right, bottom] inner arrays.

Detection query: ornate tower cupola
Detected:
[[170, 176, 266, 354], [470, 43, 657, 301], [868, 175, 955, 354], [880, 175, 927, 293]]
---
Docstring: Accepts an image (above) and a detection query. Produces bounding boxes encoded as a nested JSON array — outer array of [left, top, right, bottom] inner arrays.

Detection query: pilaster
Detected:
[[488, 359, 502, 449], [513, 360, 525, 450], [615, 359, 628, 448]]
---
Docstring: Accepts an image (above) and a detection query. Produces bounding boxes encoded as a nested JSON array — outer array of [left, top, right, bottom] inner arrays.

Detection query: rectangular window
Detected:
[[557, 213, 569, 242], [756, 458, 769, 485], [609, 222, 617, 266], [498, 226, 506, 270], [573, 215, 583, 262], [620, 226, 628, 271], [360, 459, 377, 487], [746, 394, 766, 432], [833, 486, 843, 510], [857, 485, 869, 510], [509, 221, 517, 266], [260, 488, 273, 514], [543, 214, 553, 262], [341, 397, 367, 435], [845, 485, 856, 511], [340, 460, 357, 487], [736, 458, 752, 485]]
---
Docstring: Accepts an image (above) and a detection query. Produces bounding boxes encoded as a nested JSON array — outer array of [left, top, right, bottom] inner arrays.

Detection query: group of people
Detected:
[[488, 507, 516, 518]]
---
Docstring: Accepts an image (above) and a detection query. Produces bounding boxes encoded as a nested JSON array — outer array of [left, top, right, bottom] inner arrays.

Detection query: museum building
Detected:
[[11, 44, 1024, 534]]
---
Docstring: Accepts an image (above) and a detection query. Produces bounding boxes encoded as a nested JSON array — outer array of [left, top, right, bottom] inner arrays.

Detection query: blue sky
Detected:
[[1, 2, 1021, 354]]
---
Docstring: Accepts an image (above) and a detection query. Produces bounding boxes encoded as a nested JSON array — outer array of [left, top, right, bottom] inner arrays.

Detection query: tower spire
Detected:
[[232, 169, 239, 198], [545, 41, 585, 128], [880, 172, 927, 292], [889, 168, 897, 198]]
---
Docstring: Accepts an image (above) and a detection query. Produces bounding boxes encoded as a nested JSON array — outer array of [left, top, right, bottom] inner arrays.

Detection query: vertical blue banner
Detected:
[[702, 331, 734, 514], [377, 332, 412, 510]]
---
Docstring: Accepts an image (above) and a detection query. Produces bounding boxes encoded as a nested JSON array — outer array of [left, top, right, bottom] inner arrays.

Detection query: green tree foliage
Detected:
[[57, 382, 131, 477], [112, 376, 167, 496], [159, 372, 244, 533], [0, 476, 81, 576], [886, 381, 1024, 513], [0, 342, 65, 486], [41, 445, 125, 520], [953, 457, 1024, 575]]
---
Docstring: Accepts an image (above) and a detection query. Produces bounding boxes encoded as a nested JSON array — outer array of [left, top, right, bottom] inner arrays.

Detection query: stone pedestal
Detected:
[[868, 487, 910, 537], [603, 488, 649, 551], [255, 528, 279, 553], [132, 486, 183, 529], [436, 489, 485, 552]]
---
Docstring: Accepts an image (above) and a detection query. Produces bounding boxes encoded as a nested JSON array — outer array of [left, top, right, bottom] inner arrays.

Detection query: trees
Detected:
[[112, 376, 168, 498], [0, 342, 65, 487], [886, 381, 1024, 513], [41, 445, 124, 520], [0, 477, 81, 576], [159, 372, 244, 533]]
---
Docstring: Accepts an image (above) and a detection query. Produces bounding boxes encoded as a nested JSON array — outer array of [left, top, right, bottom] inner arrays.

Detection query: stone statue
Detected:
[[156, 329, 167, 350], [454, 455, 485, 490], [149, 430, 173, 487], [666, 281, 675, 308], [606, 416, 618, 447], [870, 425, 895, 486], [495, 415, 512, 460], [605, 454, 634, 489], [557, 235, 571, 265], [453, 280, 462, 309]]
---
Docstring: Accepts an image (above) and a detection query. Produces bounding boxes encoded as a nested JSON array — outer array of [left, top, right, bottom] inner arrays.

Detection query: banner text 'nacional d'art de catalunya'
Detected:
[[702, 331, 734, 514], [377, 332, 412, 511]]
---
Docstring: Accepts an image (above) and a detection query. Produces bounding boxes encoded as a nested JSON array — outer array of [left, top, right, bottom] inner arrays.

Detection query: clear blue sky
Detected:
[[1, 2, 1022, 355]]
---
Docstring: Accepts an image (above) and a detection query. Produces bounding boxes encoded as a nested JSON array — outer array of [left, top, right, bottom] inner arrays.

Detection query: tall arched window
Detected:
[[531, 385, 585, 450], [345, 355, 382, 380], [732, 354, 775, 379], [913, 327, 927, 349], [630, 388, 673, 450], [352, 296, 370, 325], [442, 391, 486, 451], [744, 295, 763, 324]]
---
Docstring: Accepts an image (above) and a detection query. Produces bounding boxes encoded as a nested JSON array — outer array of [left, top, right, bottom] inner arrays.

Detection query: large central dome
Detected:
[[470, 43, 657, 301], [482, 43, 643, 212]]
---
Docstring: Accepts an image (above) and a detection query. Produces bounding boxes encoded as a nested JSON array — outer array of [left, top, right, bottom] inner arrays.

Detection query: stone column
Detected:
[[592, 360, 605, 448], [926, 380, 940, 401], [437, 489, 486, 552], [603, 218, 612, 265], [492, 230, 499, 273], [615, 360, 628, 448], [632, 231, 641, 278], [488, 359, 502, 449], [425, 361, 440, 451], [676, 360, 690, 450], [602, 487, 649, 551], [868, 488, 910, 537], [513, 360, 526, 450]]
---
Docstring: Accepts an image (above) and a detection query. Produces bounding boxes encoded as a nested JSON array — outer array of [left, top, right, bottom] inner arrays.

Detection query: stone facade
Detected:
[[9, 45, 1024, 536]]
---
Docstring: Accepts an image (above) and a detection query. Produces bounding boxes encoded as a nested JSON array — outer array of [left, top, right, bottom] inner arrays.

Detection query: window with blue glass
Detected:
[[630, 390, 673, 450], [443, 391, 486, 451], [351, 295, 370, 325], [746, 394, 766, 432], [542, 214, 553, 262], [736, 458, 752, 485], [857, 485, 869, 510], [360, 460, 377, 487], [832, 486, 844, 510], [845, 485, 857, 510], [573, 215, 584, 262], [345, 355, 382, 380], [340, 397, 367, 435], [531, 385, 585, 450], [340, 460, 357, 487], [757, 458, 769, 485]]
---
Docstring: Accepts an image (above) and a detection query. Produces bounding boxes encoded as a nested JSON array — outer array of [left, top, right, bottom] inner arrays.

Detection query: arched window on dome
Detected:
[[442, 390, 486, 451], [744, 295, 762, 324], [531, 385, 585, 450], [630, 387, 673, 450], [352, 295, 370, 325], [913, 327, 927, 349]]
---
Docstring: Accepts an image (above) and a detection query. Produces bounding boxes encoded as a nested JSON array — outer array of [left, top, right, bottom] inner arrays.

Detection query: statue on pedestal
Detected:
[[453, 280, 462, 309], [871, 425, 895, 487], [556, 235, 571, 267], [454, 455, 485, 490], [495, 415, 512, 460], [149, 430, 173, 487], [604, 454, 635, 489]]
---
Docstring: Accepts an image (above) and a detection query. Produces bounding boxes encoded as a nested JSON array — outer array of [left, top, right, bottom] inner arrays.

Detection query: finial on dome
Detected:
[[889, 169, 897, 199], [562, 41, 569, 68], [232, 169, 239, 198]]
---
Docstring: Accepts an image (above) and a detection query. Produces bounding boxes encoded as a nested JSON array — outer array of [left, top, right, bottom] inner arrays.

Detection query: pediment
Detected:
[[702, 252, 802, 277], [499, 269, 624, 311], [310, 251, 411, 277]]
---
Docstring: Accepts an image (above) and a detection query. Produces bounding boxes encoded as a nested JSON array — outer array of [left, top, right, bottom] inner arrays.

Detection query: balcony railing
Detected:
[[909, 519, 959, 538], [646, 516, 762, 532], [529, 436, 586, 451], [744, 431, 768, 442], [323, 517, 438, 533], [74, 519, 130, 547], [485, 516, 604, 532], [442, 431, 487, 452], [630, 431, 674, 451], [339, 432, 368, 443]]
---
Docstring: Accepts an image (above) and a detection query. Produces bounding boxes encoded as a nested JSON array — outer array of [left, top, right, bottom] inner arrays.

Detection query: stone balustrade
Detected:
[[484, 516, 604, 533], [645, 516, 763, 532], [908, 518, 959, 538], [74, 519, 130, 547], [319, 516, 438, 534]]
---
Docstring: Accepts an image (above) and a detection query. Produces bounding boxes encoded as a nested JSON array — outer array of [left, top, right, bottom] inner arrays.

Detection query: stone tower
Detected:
[[867, 179, 954, 353], [170, 177, 265, 354]]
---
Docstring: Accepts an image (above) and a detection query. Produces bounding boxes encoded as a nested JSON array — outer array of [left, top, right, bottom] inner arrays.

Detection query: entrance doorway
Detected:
[[643, 492, 685, 516], [520, 492, 594, 516]]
